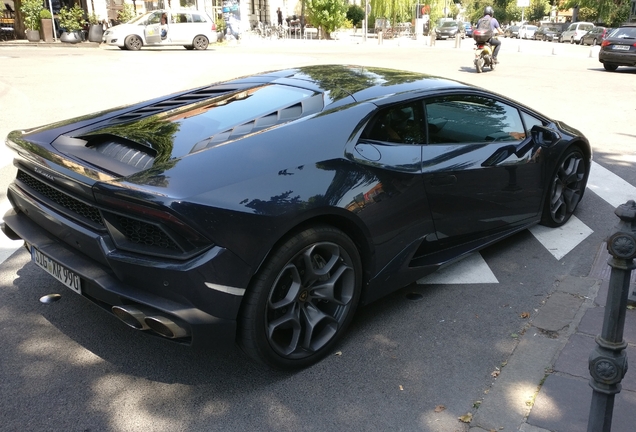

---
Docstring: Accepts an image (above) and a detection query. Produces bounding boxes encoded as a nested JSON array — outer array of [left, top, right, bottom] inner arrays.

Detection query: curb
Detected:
[[468, 271, 602, 431]]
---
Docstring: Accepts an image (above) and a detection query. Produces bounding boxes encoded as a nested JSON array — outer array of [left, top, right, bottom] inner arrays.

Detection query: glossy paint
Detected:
[[2, 66, 591, 347]]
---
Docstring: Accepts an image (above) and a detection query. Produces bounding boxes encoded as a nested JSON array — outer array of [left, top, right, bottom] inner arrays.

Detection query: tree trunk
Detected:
[[14, 0, 25, 39]]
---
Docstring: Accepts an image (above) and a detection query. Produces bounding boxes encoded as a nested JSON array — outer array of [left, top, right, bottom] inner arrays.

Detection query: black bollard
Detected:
[[587, 200, 636, 431]]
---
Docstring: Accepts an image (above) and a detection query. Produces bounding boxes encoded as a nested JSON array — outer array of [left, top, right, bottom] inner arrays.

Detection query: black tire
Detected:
[[603, 63, 618, 71], [238, 225, 362, 369], [592, 38, 597, 46], [124, 35, 142, 51], [540, 147, 587, 228], [192, 35, 209, 50]]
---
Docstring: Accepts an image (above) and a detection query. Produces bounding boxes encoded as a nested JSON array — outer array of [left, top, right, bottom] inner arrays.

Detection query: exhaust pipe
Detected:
[[144, 316, 190, 339], [112, 305, 151, 330]]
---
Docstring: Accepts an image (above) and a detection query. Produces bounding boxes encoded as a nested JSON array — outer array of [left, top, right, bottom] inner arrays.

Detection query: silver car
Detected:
[[103, 9, 218, 51]]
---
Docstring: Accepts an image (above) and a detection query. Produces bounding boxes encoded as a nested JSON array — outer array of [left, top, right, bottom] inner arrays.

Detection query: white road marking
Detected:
[[417, 252, 498, 285], [587, 161, 636, 209], [528, 215, 593, 260]]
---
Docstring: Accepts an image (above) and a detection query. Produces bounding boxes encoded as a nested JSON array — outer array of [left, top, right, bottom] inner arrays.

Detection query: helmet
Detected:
[[484, 6, 494, 16]]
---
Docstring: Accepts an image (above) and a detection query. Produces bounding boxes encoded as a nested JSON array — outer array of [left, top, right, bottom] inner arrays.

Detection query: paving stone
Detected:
[[555, 275, 600, 297], [531, 291, 584, 333], [577, 305, 636, 344], [528, 374, 636, 432]]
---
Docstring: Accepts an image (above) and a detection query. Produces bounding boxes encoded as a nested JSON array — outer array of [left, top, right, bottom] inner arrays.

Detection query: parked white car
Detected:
[[559, 21, 594, 44], [518, 25, 538, 39], [103, 9, 218, 51]]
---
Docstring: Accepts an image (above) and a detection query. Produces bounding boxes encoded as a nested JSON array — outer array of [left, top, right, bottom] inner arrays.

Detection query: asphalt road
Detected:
[[0, 36, 634, 432]]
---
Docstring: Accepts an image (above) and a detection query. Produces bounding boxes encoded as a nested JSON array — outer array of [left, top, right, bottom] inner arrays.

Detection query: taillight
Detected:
[[601, 40, 611, 47], [211, 22, 216, 31]]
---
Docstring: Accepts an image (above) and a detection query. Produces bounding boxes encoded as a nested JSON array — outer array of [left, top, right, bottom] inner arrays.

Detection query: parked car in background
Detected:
[[435, 20, 465, 39], [102, 9, 217, 50], [599, 25, 636, 71], [534, 25, 560, 41], [504, 25, 519, 38], [559, 21, 594, 43], [463, 22, 473, 38], [518, 25, 538, 39], [581, 26, 609, 46]]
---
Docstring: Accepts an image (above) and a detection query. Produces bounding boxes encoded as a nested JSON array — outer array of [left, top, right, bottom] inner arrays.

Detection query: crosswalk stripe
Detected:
[[417, 252, 498, 285], [587, 161, 636, 209], [529, 215, 593, 260]]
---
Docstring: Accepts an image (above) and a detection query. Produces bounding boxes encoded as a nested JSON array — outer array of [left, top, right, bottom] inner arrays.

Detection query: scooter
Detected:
[[472, 31, 497, 73]]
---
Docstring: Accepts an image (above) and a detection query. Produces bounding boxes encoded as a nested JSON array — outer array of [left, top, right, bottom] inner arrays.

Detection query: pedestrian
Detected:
[[276, 7, 283, 26]]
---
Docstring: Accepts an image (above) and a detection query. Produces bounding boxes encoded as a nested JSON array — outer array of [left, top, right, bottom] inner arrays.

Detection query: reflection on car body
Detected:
[[2, 65, 591, 369], [102, 8, 217, 50]]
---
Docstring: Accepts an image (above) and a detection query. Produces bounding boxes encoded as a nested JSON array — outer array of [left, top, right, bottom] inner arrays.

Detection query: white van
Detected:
[[103, 9, 218, 51], [559, 22, 594, 44]]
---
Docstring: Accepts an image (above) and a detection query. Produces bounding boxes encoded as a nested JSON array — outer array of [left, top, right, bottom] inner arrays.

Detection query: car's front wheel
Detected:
[[124, 35, 142, 51], [540, 147, 587, 227], [238, 225, 362, 369]]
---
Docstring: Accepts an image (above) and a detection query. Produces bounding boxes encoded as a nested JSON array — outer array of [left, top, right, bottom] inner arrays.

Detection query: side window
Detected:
[[364, 102, 424, 144], [174, 13, 190, 23], [425, 94, 526, 144], [192, 14, 204, 23], [147, 12, 162, 25], [520, 111, 547, 136]]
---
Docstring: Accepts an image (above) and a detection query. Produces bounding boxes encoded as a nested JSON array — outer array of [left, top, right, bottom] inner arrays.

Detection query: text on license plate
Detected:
[[613, 45, 630, 50], [32, 248, 81, 294]]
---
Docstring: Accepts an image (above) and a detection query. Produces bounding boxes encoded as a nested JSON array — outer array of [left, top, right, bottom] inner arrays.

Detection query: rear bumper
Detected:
[[599, 51, 636, 67], [2, 183, 252, 348]]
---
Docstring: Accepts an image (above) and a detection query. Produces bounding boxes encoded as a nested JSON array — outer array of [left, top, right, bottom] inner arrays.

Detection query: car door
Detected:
[[144, 11, 162, 44], [422, 93, 545, 247]]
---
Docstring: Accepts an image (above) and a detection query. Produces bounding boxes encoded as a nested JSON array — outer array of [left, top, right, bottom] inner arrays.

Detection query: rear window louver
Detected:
[[109, 86, 241, 124]]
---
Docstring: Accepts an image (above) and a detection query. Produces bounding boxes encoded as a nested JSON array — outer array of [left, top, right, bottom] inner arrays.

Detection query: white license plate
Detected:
[[32, 247, 81, 294], [613, 45, 630, 50]]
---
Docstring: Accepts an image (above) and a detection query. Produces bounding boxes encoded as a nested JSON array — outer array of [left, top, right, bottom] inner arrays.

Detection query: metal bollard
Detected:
[[587, 200, 636, 431], [455, 33, 461, 48]]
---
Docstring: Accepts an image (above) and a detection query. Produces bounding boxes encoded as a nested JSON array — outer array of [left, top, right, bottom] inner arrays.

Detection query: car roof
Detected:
[[230, 65, 470, 106]]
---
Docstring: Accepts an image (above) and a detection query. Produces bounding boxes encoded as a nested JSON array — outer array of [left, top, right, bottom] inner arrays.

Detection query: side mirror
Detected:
[[531, 125, 561, 148]]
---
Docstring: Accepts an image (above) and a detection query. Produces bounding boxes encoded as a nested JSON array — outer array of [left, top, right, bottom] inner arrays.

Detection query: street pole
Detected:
[[587, 200, 635, 431]]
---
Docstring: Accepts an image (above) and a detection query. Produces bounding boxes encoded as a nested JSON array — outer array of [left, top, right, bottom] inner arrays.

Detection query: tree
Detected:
[[346, 4, 365, 28], [305, 0, 348, 39], [561, 0, 631, 27]]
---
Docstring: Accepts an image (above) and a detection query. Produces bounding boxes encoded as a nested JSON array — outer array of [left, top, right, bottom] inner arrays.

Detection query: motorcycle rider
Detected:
[[477, 6, 503, 63]]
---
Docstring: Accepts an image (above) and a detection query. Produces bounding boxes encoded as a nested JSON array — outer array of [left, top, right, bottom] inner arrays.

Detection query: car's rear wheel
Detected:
[[592, 38, 597, 46], [124, 35, 142, 51], [603, 63, 619, 71], [238, 225, 362, 369], [192, 35, 209, 50], [540, 147, 587, 227]]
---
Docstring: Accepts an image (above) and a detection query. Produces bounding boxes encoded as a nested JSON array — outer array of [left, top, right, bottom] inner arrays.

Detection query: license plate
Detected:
[[613, 45, 630, 50], [32, 247, 81, 294]]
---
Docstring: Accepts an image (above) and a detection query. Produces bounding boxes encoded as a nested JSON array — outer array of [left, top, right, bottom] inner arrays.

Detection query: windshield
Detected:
[[441, 22, 457, 28], [609, 27, 636, 38], [128, 12, 154, 24]]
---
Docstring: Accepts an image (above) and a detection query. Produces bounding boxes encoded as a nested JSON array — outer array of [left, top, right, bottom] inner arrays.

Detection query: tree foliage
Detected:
[[306, 0, 348, 38], [563, 0, 631, 27], [346, 4, 365, 27], [20, 0, 43, 31]]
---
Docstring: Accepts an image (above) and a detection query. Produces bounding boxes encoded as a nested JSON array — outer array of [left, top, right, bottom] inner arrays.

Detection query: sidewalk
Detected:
[[470, 243, 636, 432]]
